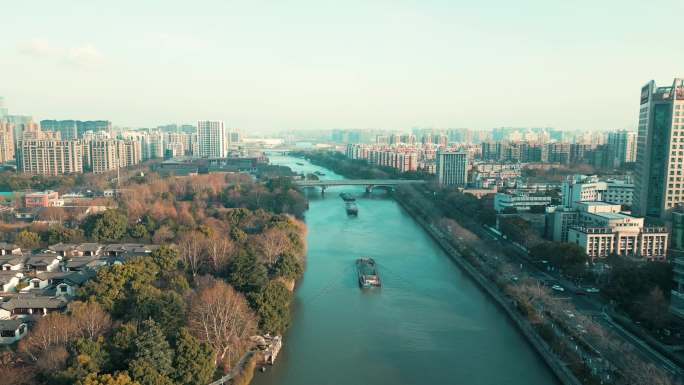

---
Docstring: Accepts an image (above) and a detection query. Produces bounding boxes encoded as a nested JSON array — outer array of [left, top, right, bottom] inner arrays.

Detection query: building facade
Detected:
[[0, 122, 14, 163], [436, 151, 468, 186], [634, 78, 684, 219], [607, 130, 636, 166], [197, 120, 226, 158], [17, 134, 83, 175], [565, 202, 668, 260]]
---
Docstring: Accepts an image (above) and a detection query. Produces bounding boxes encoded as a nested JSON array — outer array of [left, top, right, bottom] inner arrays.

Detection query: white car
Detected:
[[551, 285, 565, 292], [585, 287, 600, 293]]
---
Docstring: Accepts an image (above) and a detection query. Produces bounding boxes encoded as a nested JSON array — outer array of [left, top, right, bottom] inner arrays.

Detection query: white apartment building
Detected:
[[198, 120, 226, 158], [437, 150, 468, 186]]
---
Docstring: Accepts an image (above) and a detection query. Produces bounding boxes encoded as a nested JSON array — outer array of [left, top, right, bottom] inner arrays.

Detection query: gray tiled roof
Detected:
[[0, 296, 68, 311]]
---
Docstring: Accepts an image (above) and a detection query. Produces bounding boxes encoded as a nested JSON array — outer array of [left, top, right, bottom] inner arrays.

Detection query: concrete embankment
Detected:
[[394, 193, 582, 385]]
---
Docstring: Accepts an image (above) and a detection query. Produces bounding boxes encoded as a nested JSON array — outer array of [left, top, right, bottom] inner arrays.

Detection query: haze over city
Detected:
[[3, 0, 683, 131]]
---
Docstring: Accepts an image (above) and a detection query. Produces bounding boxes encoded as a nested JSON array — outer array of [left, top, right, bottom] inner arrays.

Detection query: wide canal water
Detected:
[[253, 155, 558, 385]]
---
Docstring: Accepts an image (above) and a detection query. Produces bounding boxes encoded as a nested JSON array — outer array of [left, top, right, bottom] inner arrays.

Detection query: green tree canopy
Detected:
[[251, 280, 293, 334], [82, 209, 128, 242], [172, 328, 215, 385]]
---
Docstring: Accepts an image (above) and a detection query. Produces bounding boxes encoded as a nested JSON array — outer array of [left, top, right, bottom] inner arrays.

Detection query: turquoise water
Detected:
[[252, 155, 558, 385]]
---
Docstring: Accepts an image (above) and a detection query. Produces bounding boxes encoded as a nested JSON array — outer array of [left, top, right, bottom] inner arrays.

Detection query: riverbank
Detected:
[[393, 192, 581, 385]]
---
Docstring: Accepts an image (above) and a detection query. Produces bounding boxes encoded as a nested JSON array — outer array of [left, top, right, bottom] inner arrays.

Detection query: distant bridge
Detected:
[[294, 179, 426, 193]]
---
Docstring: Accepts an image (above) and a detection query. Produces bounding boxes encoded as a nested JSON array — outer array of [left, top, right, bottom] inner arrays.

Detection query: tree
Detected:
[[204, 235, 234, 274], [188, 279, 257, 368], [78, 373, 140, 385], [172, 328, 215, 385], [637, 287, 671, 330], [178, 231, 205, 276], [82, 209, 128, 242], [46, 225, 85, 244], [252, 280, 293, 334], [228, 251, 267, 294], [273, 252, 304, 281], [255, 228, 291, 266], [19, 312, 78, 361], [129, 224, 149, 239], [16, 229, 40, 250], [54, 338, 109, 384], [128, 319, 174, 385], [70, 301, 112, 340]]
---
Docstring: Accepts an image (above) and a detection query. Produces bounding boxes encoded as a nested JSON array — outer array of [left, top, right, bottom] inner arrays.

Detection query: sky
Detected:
[[1, 0, 683, 133]]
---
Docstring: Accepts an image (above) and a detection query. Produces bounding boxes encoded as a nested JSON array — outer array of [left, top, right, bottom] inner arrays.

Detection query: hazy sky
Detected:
[[2, 0, 683, 132]]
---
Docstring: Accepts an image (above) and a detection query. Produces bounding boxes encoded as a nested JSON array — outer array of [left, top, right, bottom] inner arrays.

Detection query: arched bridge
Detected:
[[294, 179, 426, 193]]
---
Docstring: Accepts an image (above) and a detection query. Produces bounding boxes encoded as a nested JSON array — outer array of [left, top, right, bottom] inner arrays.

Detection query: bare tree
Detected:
[[204, 235, 234, 274], [255, 228, 291, 266], [19, 313, 77, 361], [69, 301, 112, 340], [178, 231, 206, 276], [187, 279, 257, 369]]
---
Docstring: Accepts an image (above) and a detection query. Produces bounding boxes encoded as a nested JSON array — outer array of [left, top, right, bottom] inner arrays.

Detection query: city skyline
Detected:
[[2, 1, 683, 132]]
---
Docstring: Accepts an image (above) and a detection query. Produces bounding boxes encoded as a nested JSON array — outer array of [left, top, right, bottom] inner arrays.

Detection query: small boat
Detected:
[[356, 258, 381, 288], [339, 192, 356, 202], [346, 202, 358, 216]]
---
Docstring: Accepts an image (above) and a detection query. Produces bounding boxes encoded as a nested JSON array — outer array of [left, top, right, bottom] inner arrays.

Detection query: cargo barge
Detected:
[[346, 202, 358, 216], [356, 257, 381, 288]]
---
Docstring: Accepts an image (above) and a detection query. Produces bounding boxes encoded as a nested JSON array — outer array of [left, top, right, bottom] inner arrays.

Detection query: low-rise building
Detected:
[[494, 192, 552, 213], [24, 190, 62, 208], [0, 319, 28, 345], [566, 202, 668, 260]]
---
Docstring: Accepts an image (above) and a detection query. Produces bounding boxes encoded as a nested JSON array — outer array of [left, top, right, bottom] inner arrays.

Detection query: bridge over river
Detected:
[[294, 179, 425, 193]]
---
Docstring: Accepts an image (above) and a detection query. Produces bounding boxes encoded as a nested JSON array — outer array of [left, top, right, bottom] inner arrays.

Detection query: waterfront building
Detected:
[[198, 120, 226, 158], [436, 150, 468, 186], [17, 131, 83, 175], [0, 122, 15, 162], [493, 192, 552, 213], [634, 78, 684, 219]]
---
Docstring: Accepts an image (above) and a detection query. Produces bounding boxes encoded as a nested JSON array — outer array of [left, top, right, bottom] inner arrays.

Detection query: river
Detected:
[[253, 154, 558, 385]]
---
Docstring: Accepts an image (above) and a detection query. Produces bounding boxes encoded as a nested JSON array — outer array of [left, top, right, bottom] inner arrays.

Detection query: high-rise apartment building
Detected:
[[436, 150, 468, 186], [88, 138, 141, 173], [89, 139, 119, 173], [633, 78, 684, 219], [143, 131, 164, 160], [0, 122, 15, 163], [197, 120, 226, 158], [17, 131, 83, 175], [607, 130, 636, 166]]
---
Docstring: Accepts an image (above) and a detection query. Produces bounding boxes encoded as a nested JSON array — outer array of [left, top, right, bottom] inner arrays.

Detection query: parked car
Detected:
[[585, 287, 600, 294], [551, 285, 565, 292]]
